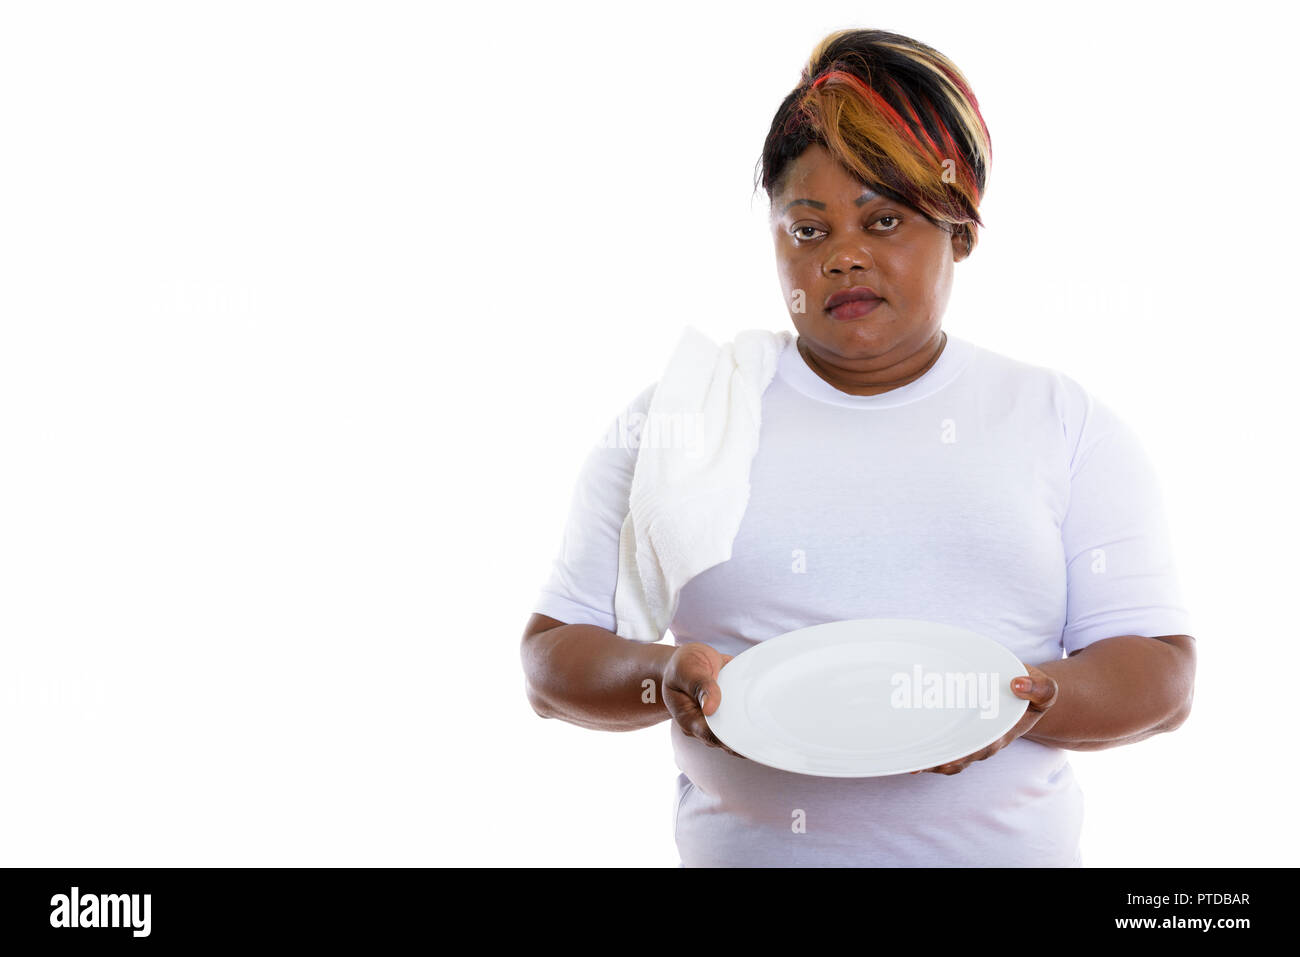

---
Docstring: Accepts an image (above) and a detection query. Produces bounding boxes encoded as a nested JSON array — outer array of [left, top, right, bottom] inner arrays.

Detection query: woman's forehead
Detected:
[[773, 152, 871, 202]]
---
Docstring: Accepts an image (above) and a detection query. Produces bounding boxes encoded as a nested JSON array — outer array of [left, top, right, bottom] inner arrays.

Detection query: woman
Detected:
[[520, 28, 1195, 867]]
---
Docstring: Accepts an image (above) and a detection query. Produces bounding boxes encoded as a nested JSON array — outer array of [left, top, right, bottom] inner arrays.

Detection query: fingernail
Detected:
[[1013, 678, 1030, 693]]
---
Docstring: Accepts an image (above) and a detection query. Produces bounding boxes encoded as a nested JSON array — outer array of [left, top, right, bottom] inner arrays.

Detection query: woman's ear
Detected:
[[952, 226, 976, 262]]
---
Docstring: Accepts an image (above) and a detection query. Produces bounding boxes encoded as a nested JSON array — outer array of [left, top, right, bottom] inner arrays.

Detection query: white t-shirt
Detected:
[[533, 331, 1193, 867]]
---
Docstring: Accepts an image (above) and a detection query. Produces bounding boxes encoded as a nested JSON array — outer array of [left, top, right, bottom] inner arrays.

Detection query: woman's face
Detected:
[[769, 143, 973, 392]]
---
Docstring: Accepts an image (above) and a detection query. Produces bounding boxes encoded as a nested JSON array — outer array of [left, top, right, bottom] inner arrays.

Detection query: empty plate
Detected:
[[703, 618, 1030, 776]]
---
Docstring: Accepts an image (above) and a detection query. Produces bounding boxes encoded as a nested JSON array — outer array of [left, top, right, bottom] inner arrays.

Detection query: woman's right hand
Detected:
[[662, 643, 744, 758]]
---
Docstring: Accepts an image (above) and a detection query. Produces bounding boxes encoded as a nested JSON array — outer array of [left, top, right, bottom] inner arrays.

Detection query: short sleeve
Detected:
[[1057, 375, 1194, 654], [532, 382, 657, 636]]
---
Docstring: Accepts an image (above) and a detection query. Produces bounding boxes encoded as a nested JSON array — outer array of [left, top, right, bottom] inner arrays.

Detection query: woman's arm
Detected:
[[922, 633, 1197, 774], [521, 614, 743, 755], [521, 613, 676, 732], [1021, 634, 1196, 751]]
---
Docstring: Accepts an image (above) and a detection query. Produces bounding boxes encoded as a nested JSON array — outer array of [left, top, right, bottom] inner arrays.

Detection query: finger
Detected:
[[916, 737, 1014, 775], [1011, 673, 1058, 711], [924, 742, 998, 773], [698, 681, 723, 716], [686, 711, 716, 745], [1033, 674, 1059, 711], [930, 755, 972, 774], [970, 743, 1000, 762], [683, 701, 724, 744], [663, 687, 739, 758], [710, 738, 745, 759], [912, 759, 959, 774], [692, 717, 743, 758], [686, 688, 741, 757]]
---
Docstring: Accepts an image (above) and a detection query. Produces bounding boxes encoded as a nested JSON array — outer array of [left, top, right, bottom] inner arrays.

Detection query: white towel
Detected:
[[613, 325, 793, 643]]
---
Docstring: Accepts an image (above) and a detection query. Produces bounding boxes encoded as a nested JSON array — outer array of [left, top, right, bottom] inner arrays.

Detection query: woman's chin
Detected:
[[811, 317, 905, 357]]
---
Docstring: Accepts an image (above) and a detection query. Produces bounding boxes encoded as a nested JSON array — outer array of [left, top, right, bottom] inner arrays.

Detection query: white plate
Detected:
[[704, 618, 1029, 777]]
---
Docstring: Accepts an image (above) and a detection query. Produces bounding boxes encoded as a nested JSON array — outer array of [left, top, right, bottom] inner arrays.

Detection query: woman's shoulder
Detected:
[[947, 336, 1072, 421], [955, 336, 1134, 465], [973, 339, 1159, 483], [960, 335, 1076, 388]]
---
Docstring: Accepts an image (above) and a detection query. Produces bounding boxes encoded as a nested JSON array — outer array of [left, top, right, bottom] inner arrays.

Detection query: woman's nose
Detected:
[[823, 242, 875, 274]]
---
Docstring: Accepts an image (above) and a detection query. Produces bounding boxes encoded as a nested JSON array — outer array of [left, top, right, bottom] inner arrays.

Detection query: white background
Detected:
[[1, 0, 1295, 867]]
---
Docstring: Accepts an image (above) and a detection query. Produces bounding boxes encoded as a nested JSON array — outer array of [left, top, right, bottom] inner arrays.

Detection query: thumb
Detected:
[[1011, 671, 1057, 711], [698, 675, 723, 715]]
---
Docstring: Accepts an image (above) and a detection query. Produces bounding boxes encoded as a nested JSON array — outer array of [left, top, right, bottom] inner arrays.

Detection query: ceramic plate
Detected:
[[704, 618, 1029, 777]]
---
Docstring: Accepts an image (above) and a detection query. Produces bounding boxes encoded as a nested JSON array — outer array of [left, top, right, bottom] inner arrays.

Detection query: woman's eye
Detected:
[[792, 215, 900, 241]]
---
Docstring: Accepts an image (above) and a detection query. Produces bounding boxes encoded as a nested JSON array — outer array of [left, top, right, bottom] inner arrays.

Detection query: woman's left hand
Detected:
[[913, 664, 1058, 775]]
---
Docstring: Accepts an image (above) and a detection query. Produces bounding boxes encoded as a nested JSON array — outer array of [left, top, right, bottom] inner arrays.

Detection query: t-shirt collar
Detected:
[[777, 331, 974, 408]]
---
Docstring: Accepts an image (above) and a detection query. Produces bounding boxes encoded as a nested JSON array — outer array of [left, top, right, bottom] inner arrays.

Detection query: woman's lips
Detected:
[[828, 298, 883, 321]]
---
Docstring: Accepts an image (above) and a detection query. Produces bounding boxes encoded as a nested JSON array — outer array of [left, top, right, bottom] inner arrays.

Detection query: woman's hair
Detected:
[[756, 28, 992, 252]]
